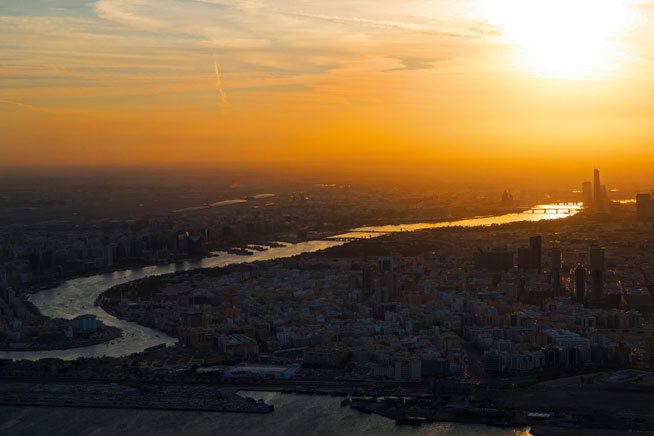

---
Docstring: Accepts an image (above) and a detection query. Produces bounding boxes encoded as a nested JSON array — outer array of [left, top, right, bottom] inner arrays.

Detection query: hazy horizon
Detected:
[[0, 162, 652, 194]]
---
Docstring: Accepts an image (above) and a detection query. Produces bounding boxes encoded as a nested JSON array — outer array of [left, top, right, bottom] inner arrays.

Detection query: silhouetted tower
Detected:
[[574, 265, 586, 305], [501, 190, 514, 207], [593, 168, 601, 206], [530, 236, 542, 273], [636, 193, 651, 220], [551, 248, 562, 297], [590, 246, 605, 300]]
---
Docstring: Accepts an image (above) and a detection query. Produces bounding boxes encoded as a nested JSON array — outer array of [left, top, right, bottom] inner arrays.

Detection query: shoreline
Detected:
[[4, 204, 580, 363]]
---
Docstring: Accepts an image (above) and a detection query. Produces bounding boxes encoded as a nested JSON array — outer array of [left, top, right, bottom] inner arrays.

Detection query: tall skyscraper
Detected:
[[593, 168, 601, 205], [501, 190, 514, 207], [530, 236, 542, 273], [517, 236, 542, 272], [637, 193, 650, 219], [590, 246, 605, 300], [574, 265, 586, 305], [551, 248, 562, 297], [636, 193, 654, 221]]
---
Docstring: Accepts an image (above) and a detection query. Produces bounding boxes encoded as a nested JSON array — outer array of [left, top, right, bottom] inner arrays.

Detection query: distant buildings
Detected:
[[583, 169, 608, 210], [217, 334, 259, 359], [551, 248, 562, 297], [594, 168, 601, 205], [518, 236, 542, 272], [501, 191, 514, 207], [590, 246, 605, 300], [303, 345, 351, 366], [574, 265, 586, 305], [636, 193, 654, 221], [218, 363, 301, 380], [545, 329, 591, 365], [473, 250, 513, 271], [75, 314, 97, 333]]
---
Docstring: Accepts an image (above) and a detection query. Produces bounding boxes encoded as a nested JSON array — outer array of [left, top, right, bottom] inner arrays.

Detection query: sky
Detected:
[[0, 0, 652, 182]]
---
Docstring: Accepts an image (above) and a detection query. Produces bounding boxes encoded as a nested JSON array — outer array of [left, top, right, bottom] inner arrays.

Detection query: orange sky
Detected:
[[0, 0, 652, 179]]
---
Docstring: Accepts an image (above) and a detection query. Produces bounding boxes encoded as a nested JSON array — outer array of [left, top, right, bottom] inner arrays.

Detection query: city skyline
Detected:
[[1, 1, 654, 435]]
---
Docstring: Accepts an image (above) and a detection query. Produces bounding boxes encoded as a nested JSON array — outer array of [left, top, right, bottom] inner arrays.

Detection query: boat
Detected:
[[266, 242, 286, 248], [227, 248, 254, 256]]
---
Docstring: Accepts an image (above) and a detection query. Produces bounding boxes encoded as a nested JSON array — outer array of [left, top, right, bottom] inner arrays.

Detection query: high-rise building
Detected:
[[590, 246, 605, 270], [501, 190, 514, 207], [593, 168, 601, 205], [590, 246, 605, 299], [574, 265, 586, 305], [517, 236, 542, 272], [582, 182, 593, 206], [530, 236, 542, 273], [551, 248, 562, 297], [636, 193, 654, 221], [637, 193, 649, 218]]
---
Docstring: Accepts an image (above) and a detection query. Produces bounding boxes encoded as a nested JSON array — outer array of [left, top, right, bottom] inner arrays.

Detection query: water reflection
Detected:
[[338, 204, 580, 237], [0, 240, 344, 360], [0, 203, 578, 360]]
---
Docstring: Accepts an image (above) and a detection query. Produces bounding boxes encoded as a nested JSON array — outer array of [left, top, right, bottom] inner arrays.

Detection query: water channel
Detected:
[[0, 204, 579, 361]]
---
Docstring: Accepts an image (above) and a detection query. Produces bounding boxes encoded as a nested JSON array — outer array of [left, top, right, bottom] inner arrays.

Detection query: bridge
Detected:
[[529, 203, 582, 214]]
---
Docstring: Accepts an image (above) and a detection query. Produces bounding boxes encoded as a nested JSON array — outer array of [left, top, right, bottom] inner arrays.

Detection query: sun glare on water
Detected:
[[485, 0, 631, 78]]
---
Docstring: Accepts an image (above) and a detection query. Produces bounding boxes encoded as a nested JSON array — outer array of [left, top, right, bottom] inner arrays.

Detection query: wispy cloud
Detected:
[[94, 0, 164, 30], [290, 12, 486, 39]]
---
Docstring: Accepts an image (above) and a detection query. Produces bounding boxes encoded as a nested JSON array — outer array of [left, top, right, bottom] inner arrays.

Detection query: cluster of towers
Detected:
[[475, 235, 606, 305], [518, 236, 605, 305], [581, 168, 607, 211], [570, 246, 605, 305]]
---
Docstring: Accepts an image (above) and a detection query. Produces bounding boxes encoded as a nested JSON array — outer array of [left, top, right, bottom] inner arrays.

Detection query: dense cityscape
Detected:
[[2, 0, 652, 433], [1, 169, 653, 435]]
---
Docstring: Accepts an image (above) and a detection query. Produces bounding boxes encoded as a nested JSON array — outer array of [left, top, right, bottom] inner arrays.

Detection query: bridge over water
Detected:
[[528, 203, 583, 214]]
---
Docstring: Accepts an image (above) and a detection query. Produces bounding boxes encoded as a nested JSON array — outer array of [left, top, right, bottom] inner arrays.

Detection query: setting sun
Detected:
[[486, 0, 632, 78], [0, 0, 651, 173], [1, 1, 654, 434]]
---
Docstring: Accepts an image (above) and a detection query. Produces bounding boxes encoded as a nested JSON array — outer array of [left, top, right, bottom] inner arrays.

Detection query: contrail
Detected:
[[0, 99, 58, 114], [213, 55, 230, 110]]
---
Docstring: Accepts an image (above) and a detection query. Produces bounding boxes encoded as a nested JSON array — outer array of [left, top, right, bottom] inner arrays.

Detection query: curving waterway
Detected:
[[0, 204, 579, 361]]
